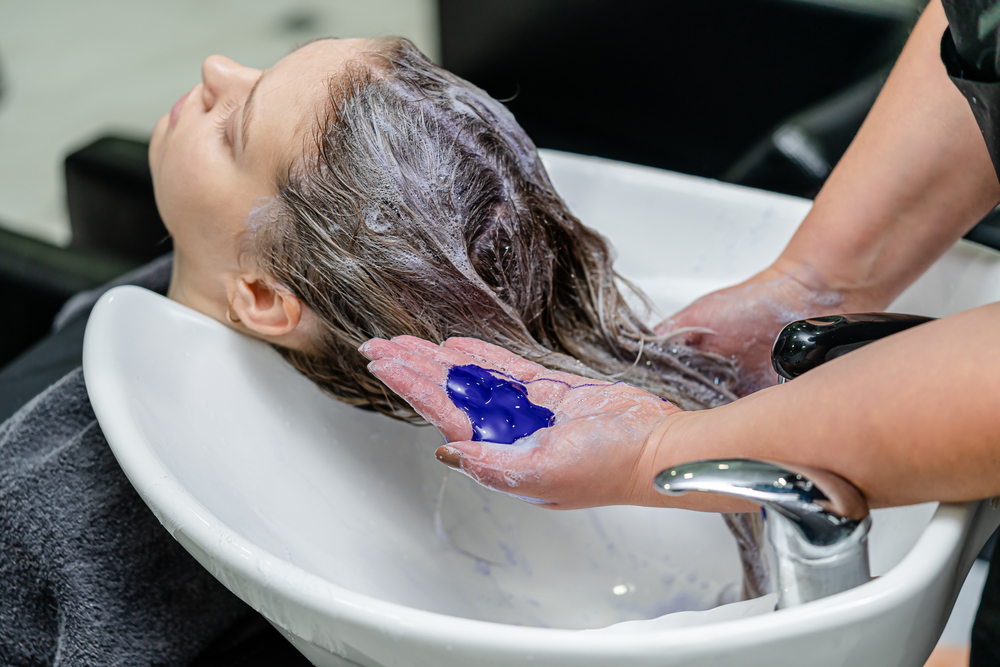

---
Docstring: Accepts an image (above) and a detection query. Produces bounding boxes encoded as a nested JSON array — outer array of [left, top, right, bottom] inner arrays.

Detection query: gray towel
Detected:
[[52, 253, 175, 332], [0, 256, 249, 666]]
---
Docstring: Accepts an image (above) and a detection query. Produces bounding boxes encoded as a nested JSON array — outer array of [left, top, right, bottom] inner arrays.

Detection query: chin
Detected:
[[147, 128, 172, 235]]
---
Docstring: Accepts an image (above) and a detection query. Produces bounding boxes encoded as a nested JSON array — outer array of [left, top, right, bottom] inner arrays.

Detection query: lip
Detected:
[[169, 91, 191, 130]]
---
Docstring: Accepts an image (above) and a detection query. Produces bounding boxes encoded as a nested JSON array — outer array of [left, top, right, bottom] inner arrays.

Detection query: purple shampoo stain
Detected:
[[446, 365, 554, 444]]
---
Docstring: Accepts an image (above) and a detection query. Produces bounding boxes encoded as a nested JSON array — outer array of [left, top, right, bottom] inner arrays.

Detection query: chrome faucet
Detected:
[[654, 458, 871, 608], [651, 313, 932, 607]]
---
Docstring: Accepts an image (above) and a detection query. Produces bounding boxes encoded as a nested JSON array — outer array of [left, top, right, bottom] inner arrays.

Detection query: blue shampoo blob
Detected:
[[445, 365, 554, 444]]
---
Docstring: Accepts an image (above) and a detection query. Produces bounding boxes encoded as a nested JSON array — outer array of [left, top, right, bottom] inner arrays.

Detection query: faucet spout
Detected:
[[655, 459, 871, 608]]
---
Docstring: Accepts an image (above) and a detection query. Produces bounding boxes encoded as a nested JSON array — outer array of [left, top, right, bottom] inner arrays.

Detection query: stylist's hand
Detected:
[[360, 335, 683, 510], [657, 265, 856, 395]]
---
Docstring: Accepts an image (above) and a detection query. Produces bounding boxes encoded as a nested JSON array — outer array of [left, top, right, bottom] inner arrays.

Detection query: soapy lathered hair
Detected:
[[248, 37, 738, 420]]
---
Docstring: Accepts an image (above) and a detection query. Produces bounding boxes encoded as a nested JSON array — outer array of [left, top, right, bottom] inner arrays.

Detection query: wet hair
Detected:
[[247, 37, 737, 421]]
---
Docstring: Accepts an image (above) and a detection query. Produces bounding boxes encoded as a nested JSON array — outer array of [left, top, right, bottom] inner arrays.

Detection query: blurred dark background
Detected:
[[439, 0, 908, 185]]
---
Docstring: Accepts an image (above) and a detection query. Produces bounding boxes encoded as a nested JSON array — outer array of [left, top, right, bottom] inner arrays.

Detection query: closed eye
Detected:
[[214, 99, 239, 149]]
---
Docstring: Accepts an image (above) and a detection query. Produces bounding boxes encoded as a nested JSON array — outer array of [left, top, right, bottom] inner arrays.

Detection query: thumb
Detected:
[[435, 441, 541, 496]]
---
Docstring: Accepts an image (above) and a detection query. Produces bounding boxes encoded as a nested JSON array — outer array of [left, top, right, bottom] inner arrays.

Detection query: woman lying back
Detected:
[[152, 36, 736, 418]]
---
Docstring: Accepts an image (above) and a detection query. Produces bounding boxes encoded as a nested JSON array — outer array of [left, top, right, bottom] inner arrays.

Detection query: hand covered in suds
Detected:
[[360, 335, 685, 510], [656, 266, 850, 395]]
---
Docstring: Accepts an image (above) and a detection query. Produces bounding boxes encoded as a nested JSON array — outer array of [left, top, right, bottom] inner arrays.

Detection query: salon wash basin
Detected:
[[84, 150, 1000, 667]]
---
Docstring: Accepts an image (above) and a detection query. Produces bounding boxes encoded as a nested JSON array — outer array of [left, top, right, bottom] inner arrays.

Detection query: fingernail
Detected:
[[359, 339, 383, 360], [436, 446, 461, 470]]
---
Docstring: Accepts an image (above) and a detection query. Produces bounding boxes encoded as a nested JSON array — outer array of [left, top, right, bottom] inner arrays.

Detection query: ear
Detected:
[[230, 277, 303, 337]]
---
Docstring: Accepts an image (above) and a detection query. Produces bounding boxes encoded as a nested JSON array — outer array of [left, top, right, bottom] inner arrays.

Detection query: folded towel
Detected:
[[0, 369, 249, 665]]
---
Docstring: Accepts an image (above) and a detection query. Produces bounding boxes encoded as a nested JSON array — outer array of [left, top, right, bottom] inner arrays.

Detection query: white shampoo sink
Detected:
[[84, 150, 1000, 666]]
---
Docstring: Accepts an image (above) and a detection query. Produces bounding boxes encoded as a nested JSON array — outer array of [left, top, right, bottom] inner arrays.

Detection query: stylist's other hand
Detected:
[[360, 335, 694, 510], [657, 265, 850, 395]]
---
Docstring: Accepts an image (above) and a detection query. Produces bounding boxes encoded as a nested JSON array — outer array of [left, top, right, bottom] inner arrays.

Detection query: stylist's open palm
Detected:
[[360, 336, 681, 509]]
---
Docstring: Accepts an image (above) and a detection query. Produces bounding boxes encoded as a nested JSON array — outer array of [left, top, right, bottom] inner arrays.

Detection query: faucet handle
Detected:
[[654, 459, 869, 547], [771, 312, 933, 381]]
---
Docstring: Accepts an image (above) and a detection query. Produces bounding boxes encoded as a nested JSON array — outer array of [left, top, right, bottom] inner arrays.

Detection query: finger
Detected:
[[442, 337, 550, 381], [361, 338, 450, 384], [386, 334, 443, 353], [390, 336, 596, 412], [390, 335, 486, 370], [388, 336, 552, 385], [358, 337, 391, 360], [375, 337, 546, 392], [367, 359, 473, 441], [390, 335, 572, 408], [436, 440, 554, 503], [444, 337, 616, 407]]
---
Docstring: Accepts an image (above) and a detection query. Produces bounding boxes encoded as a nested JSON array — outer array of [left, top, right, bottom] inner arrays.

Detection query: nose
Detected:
[[201, 55, 260, 111]]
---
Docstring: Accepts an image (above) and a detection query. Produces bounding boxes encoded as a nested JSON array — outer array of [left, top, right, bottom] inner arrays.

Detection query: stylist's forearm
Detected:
[[644, 303, 1000, 508], [776, 0, 1000, 309]]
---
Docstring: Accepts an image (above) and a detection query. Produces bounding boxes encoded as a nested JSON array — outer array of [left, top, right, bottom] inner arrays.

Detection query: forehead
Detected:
[[268, 38, 370, 94], [249, 39, 370, 175]]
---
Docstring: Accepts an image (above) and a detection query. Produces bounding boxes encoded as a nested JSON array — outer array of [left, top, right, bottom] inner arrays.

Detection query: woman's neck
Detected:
[[166, 251, 229, 323]]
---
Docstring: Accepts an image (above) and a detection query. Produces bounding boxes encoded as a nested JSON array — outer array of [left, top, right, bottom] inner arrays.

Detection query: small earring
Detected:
[[227, 298, 241, 324]]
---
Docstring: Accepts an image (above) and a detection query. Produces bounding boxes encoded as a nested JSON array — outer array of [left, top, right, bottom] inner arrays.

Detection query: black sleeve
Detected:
[[942, 1, 1000, 77], [941, 1, 1000, 179]]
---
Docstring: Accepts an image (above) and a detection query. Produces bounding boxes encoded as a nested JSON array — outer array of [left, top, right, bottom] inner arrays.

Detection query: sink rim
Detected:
[[84, 283, 980, 659]]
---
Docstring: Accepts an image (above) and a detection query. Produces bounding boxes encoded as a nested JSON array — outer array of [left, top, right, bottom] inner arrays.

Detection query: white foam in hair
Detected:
[[247, 36, 739, 418], [244, 196, 280, 233]]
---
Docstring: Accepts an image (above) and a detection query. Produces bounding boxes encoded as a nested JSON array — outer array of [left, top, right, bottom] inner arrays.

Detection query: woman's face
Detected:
[[149, 37, 368, 315]]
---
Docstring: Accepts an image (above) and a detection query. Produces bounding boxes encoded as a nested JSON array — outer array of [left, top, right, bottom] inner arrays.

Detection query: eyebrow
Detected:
[[240, 69, 268, 152]]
